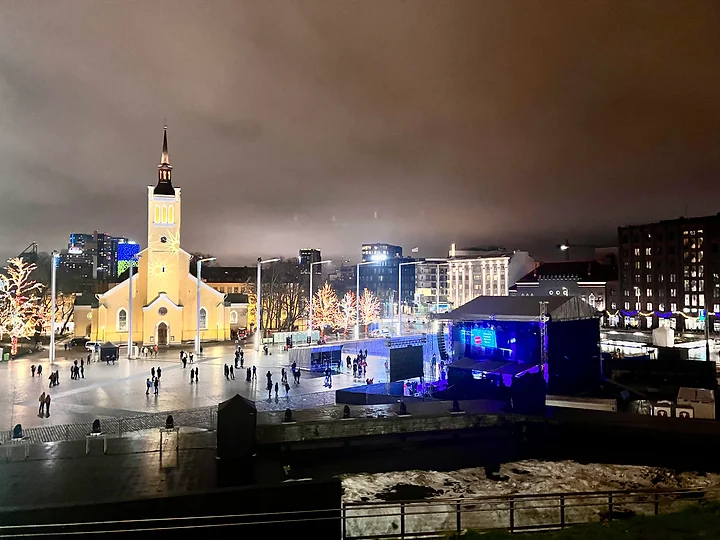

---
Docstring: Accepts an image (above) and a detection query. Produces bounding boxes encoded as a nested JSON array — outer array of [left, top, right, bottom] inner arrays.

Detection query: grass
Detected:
[[463, 503, 720, 539]]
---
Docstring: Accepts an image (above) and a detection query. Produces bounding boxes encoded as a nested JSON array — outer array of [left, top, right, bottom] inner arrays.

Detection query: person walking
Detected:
[[224, 364, 229, 380], [31, 365, 36, 377], [246, 367, 251, 381], [266, 371, 273, 398], [240, 353, 244, 369], [284, 381, 290, 398], [194, 367, 199, 382], [87, 352, 91, 364], [37, 364, 42, 377], [229, 365, 235, 380], [182, 356, 187, 369], [151, 367, 155, 379], [157, 367, 162, 380], [44, 394, 51, 417], [39, 392, 46, 416], [80, 364, 85, 379], [146, 378, 152, 395], [189, 352, 194, 364], [153, 377, 159, 395], [274, 381, 279, 399], [190, 369, 195, 383], [252, 365, 257, 380]]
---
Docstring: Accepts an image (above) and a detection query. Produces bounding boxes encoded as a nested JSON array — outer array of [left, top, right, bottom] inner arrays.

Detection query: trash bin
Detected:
[[2, 353, 9, 362]]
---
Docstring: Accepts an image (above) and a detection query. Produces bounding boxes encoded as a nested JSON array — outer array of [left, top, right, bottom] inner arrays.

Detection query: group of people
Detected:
[[265, 370, 291, 399], [179, 350, 194, 367], [70, 359, 85, 380], [146, 366, 163, 395], [141, 345, 160, 358], [290, 361, 302, 384], [234, 347, 244, 369], [38, 391, 51, 417], [224, 364, 236, 380], [347, 349, 369, 378]]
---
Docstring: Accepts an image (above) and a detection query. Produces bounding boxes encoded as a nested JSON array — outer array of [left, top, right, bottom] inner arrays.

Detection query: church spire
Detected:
[[155, 125, 175, 195], [161, 125, 169, 164]]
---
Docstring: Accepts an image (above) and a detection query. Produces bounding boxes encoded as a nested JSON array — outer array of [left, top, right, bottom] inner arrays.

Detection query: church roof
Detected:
[[154, 125, 175, 196], [225, 293, 249, 304]]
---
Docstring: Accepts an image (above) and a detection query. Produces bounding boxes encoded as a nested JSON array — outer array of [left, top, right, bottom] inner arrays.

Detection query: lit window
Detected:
[[635, 261, 641, 270], [646, 303, 652, 311], [229, 310, 238, 324], [162, 206, 167, 223], [714, 304, 720, 313], [670, 289, 677, 297], [646, 289, 652, 297], [659, 303, 665, 311], [685, 294, 690, 305], [671, 303, 677, 312], [646, 261, 652, 269], [670, 274, 676, 282], [168, 206, 174, 224], [645, 248, 652, 256], [117, 308, 128, 332], [624, 302, 630, 310], [154, 206, 160, 223], [646, 275, 652, 282], [635, 302, 641, 310], [611, 302, 617, 310], [199, 308, 208, 330], [634, 248, 640, 256]]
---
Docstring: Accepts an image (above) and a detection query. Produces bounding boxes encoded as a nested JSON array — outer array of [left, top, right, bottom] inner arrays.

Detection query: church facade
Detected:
[[73, 128, 247, 346]]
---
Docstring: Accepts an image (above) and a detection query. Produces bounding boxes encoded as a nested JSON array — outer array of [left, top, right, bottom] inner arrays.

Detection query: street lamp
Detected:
[[355, 258, 385, 339], [398, 258, 447, 336], [49, 251, 59, 365], [256, 257, 280, 351], [308, 259, 332, 340], [127, 253, 142, 359], [195, 257, 216, 355]]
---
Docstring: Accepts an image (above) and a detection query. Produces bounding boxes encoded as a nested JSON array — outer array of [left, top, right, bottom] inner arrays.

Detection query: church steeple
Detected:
[[155, 125, 175, 195]]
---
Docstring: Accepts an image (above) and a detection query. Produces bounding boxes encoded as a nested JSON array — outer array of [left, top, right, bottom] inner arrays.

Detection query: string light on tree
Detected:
[[0, 257, 44, 356], [358, 288, 381, 332], [311, 283, 339, 336]]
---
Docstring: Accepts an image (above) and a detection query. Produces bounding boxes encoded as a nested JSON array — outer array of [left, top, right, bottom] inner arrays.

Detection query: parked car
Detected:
[[369, 328, 392, 338], [85, 341, 100, 352], [70, 337, 90, 347]]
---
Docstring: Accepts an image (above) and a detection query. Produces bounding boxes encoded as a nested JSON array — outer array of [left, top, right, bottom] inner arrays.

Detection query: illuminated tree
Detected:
[[337, 291, 357, 336], [312, 283, 339, 335], [358, 288, 381, 332], [0, 258, 44, 356]]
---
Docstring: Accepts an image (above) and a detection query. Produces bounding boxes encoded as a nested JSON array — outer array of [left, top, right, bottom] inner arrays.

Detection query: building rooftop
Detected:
[[515, 260, 617, 283]]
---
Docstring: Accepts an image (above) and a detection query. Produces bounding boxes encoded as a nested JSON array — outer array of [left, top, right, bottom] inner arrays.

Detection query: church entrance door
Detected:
[[157, 323, 168, 346]]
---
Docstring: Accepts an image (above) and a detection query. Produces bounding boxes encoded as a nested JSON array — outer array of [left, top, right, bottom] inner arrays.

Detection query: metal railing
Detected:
[[342, 487, 718, 538], [0, 487, 715, 537]]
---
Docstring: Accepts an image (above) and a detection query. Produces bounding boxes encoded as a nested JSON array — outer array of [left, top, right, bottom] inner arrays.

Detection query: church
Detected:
[[73, 128, 247, 346]]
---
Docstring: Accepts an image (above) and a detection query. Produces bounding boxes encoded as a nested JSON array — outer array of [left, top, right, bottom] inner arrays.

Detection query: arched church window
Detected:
[[117, 308, 128, 332], [154, 205, 160, 223], [162, 206, 167, 223], [230, 310, 238, 324], [168, 206, 174, 224], [199, 308, 208, 330]]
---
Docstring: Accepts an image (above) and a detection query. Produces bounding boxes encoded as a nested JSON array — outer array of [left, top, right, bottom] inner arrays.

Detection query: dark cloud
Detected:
[[0, 1, 718, 263]]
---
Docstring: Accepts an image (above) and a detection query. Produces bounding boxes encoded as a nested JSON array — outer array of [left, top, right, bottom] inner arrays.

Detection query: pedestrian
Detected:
[[224, 364, 229, 380], [179, 350, 184, 362], [31, 365, 36, 377], [182, 356, 187, 368], [157, 367, 162, 379], [87, 352, 91, 364], [190, 369, 195, 383], [240, 349, 244, 362], [274, 381, 279, 399], [266, 371, 273, 398], [151, 367, 155, 379], [189, 352, 194, 363], [200, 345, 204, 355], [146, 378, 152, 395], [246, 367, 251, 381], [37, 364, 42, 377], [39, 392, 46, 416], [229, 365, 235, 380], [353, 363, 357, 377], [194, 367, 199, 382], [252, 365, 257, 379], [364, 348, 368, 359], [240, 354, 244, 369], [80, 364, 85, 379], [284, 381, 290, 398], [346, 355, 351, 369], [154, 377, 159, 395], [154, 345, 158, 356], [296, 369, 301, 384], [45, 394, 51, 417]]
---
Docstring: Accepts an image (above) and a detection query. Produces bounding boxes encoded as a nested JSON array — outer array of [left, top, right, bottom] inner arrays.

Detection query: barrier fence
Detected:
[[0, 487, 714, 537], [0, 390, 337, 445]]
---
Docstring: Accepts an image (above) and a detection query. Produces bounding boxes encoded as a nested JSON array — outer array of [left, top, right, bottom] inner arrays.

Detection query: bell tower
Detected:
[[145, 126, 183, 303]]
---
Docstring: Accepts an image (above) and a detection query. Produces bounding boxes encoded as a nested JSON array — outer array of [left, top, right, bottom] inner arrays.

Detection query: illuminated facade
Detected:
[[74, 128, 244, 345]]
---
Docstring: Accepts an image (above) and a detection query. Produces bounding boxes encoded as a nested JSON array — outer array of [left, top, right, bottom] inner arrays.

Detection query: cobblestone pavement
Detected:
[[0, 341, 377, 441]]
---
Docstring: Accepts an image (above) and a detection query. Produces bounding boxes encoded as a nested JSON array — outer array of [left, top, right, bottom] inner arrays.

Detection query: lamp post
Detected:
[[195, 257, 216, 355], [256, 257, 280, 352], [308, 259, 332, 341], [127, 254, 141, 359], [49, 251, 58, 365], [355, 259, 383, 339]]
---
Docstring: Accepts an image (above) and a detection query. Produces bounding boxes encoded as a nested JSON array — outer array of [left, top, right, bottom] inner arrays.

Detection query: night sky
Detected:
[[0, 1, 718, 265]]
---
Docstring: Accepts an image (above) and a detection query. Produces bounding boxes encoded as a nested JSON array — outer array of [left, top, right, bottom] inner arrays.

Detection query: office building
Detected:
[[447, 244, 535, 308], [299, 249, 322, 276], [415, 263, 449, 313], [359, 243, 416, 316], [197, 266, 256, 295], [618, 213, 720, 331], [60, 231, 134, 288]]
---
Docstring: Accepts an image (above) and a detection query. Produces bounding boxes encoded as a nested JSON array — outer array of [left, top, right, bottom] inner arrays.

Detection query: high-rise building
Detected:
[[299, 249, 322, 276], [60, 231, 135, 290], [415, 262, 449, 312], [359, 243, 416, 316], [446, 244, 535, 308], [618, 213, 720, 332]]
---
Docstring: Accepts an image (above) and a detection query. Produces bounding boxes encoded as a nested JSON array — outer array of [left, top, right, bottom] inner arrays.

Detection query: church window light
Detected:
[[162, 206, 167, 223], [168, 206, 174, 224], [154, 205, 160, 223], [230, 310, 238, 324], [199, 308, 208, 330], [117, 308, 128, 332]]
